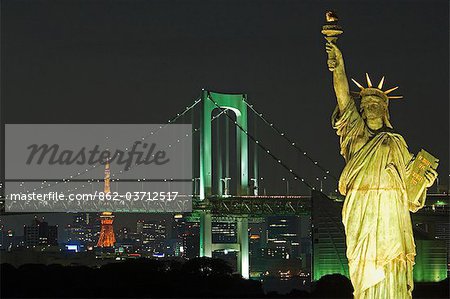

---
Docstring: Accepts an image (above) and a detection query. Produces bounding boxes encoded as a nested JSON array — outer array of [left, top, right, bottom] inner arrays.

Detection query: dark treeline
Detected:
[[1, 258, 262, 298], [1, 258, 448, 298]]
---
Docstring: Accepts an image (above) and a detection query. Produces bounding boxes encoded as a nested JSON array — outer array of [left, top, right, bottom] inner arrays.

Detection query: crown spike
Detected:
[[365, 73, 372, 87], [351, 78, 364, 90], [387, 95, 403, 99], [384, 86, 399, 94], [378, 76, 385, 89]]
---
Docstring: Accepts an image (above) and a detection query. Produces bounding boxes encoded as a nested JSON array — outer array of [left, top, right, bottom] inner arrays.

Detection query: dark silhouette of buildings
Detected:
[[24, 216, 58, 247]]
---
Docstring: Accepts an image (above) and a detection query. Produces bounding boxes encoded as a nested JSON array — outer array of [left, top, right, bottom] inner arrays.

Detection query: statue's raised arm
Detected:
[[325, 42, 352, 113]]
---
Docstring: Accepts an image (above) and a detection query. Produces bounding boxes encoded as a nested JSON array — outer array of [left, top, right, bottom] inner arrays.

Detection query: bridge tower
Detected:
[[198, 90, 250, 278], [96, 160, 116, 248], [199, 90, 249, 199]]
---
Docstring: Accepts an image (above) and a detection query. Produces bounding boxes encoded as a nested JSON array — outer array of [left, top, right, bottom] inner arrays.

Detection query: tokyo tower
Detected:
[[96, 159, 116, 247]]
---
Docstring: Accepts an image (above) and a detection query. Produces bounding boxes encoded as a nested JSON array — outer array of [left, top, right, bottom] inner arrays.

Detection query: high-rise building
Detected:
[[137, 220, 144, 235], [249, 221, 265, 258], [311, 191, 348, 281], [266, 216, 300, 259], [212, 221, 236, 243], [166, 214, 187, 257], [171, 214, 186, 239], [298, 215, 312, 271], [182, 222, 200, 259], [411, 193, 449, 278], [140, 220, 166, 255], [311, 190, 448, 282], [24, 216, 58, 247], [66, 213, 100, 250]]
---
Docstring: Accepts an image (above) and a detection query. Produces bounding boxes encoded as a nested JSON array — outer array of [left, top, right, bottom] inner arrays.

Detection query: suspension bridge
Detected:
[[1, 89, 341, 278], [188, 90, 337, 279], [2, 89, 446, 281]]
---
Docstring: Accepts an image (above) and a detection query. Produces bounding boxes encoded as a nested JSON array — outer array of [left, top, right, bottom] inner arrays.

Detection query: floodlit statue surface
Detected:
[[323, 13, 438, 299]]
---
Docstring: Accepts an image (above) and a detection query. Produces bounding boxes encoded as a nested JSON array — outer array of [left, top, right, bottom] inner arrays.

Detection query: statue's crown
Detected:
[[351, 73, 403, 104]]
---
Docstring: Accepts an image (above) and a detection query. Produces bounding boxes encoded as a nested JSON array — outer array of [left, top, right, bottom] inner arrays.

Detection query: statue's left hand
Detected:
[[424, 168, 438, 188]]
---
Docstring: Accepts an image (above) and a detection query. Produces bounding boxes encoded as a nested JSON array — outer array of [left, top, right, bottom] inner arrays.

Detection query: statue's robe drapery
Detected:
[[332, 100, 425, 298]]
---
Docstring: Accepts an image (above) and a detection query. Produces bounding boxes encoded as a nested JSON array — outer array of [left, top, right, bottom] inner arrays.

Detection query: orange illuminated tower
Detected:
[[96, 160, 116, 247]]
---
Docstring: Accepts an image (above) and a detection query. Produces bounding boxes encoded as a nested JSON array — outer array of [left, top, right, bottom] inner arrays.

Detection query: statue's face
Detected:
[[361, 96, 386, 120]]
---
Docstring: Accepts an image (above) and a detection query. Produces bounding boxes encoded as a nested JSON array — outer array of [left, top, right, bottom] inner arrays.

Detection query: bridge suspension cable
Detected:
[[16, 96, 202, 195], [61, 106, 231, 194], [206, 92, 317, 191], [9, 92, 332, 197], [17, 100, 229, 196], [243, 96, 338, 182]]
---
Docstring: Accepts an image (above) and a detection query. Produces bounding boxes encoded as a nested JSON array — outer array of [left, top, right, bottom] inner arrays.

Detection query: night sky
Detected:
[[1, 0, 449, 230]]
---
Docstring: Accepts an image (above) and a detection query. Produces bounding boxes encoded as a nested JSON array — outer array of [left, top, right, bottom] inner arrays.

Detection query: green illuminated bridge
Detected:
[[187, 90, 447, 281], [0, 90, 448, 282]]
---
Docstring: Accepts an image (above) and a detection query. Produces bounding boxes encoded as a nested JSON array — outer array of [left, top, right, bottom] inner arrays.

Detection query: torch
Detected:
[[321, 11, 343, 70]]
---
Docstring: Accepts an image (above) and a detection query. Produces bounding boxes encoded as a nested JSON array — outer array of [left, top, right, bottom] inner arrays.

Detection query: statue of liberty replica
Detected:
[[322, 11, 439, 298]]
